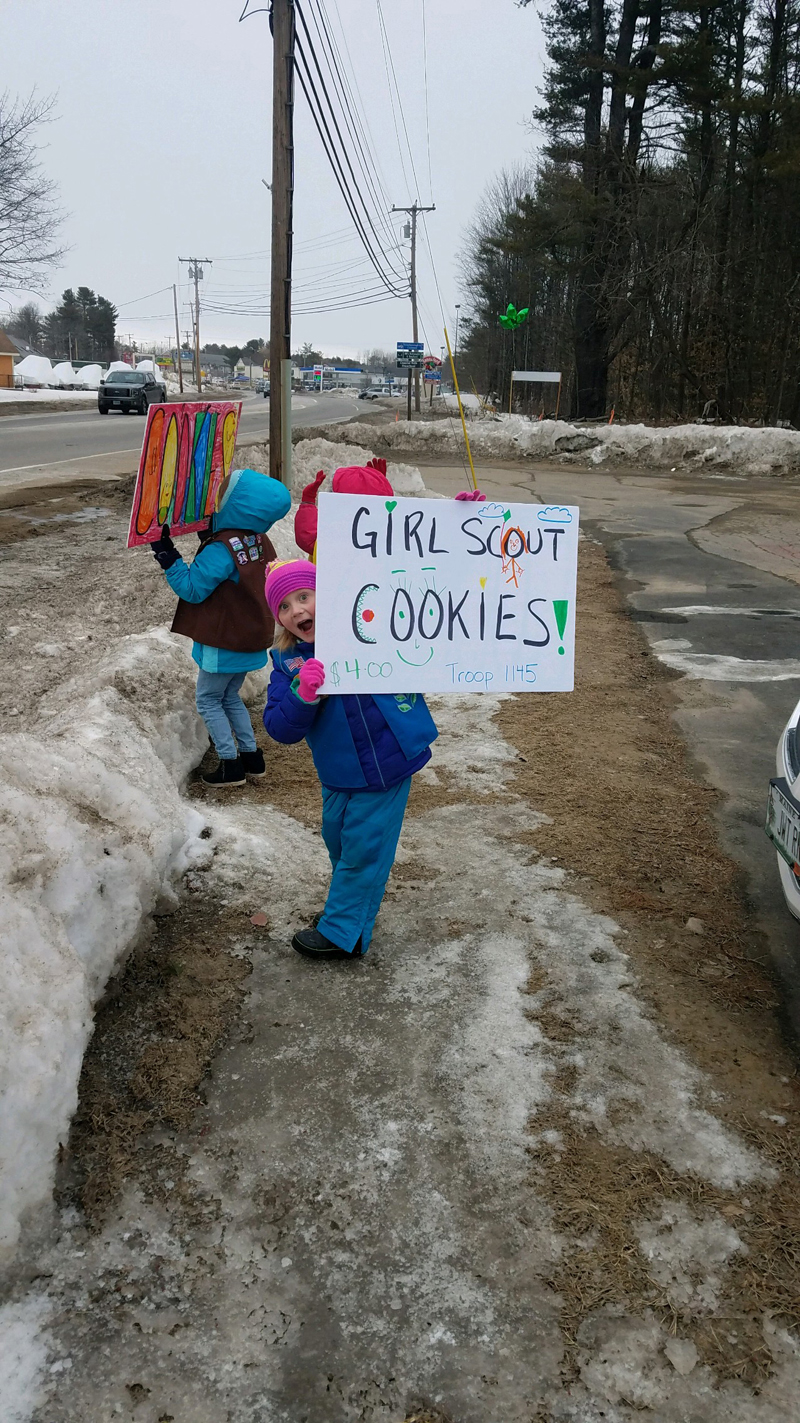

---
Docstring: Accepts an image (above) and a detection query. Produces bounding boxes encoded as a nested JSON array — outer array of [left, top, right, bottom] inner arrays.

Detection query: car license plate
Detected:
[[766, 777, 800, 867]]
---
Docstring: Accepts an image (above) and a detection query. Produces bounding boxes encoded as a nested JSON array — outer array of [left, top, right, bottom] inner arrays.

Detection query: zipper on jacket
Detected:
[[356, 698, 385, 788]]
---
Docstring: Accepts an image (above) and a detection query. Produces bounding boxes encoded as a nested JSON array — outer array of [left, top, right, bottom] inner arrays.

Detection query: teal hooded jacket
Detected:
[[164, 467, 291, 673]]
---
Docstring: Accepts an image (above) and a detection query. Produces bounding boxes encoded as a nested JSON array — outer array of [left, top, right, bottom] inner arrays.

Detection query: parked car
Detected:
[[98, 370, 166, 415], [766, 695, 800, 919], [359, 388, 383, 401]]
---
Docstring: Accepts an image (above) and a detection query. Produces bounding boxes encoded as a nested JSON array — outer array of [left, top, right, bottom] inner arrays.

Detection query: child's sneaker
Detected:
[[202, 757, 246, 787], [292, 927, 363, 960], [240, 748, 266, 779]]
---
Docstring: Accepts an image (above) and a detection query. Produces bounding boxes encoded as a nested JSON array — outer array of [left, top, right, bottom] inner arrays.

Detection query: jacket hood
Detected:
[[212, 467, 291, 534], [332, 465, 394, 496]]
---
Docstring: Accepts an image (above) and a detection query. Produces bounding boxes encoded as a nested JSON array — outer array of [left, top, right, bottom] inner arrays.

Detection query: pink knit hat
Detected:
[[265, 559, 316, 619], [332, 463, 394, 496]]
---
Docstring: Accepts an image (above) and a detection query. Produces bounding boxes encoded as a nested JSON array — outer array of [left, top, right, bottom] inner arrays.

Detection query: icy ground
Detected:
[[3, 691, 798, 1421], [1, 452, 798, 1419], [323, 409, 800, 479]]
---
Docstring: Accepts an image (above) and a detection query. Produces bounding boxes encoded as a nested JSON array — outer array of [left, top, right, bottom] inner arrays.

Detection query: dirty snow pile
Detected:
[[235, 434, 427, 499], [314, 412, 800, 478], [0, 501, 303, 1262], [0, 631, 209, 1258]]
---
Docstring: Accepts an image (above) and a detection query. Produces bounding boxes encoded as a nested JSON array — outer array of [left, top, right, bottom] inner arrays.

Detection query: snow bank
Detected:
[[0, 629, 214, 1259], [235, 435, 426, 498], [0, 389, 97, 405], [313, 412, 800, 479]]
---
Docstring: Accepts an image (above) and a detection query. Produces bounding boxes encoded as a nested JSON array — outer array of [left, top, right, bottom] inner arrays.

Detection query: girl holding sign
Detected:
[[263, 559, 439, 961]]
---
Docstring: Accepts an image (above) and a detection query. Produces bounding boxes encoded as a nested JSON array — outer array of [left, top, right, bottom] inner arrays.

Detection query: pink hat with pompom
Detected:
[[265, 558, 316, 618]]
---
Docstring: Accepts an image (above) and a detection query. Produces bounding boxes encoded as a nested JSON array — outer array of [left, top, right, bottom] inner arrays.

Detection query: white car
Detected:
[[768, 695, 800, 918]]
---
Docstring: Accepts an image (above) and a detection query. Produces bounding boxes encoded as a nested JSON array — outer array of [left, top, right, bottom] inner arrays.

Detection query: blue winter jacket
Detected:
[[164, 467, 291, 673], [264, 642, 438, 790]]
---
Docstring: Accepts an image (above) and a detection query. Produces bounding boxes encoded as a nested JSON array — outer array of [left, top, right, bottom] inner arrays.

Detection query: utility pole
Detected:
[[172, 284, 184, 394], [179, 257, 212, 394], [269, 0, 295, 487], [392, 202, 435, 414]]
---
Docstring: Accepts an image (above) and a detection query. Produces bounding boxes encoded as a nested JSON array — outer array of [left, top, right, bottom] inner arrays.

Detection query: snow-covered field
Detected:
[[0, 389, 98, 405], [327, 409, 800, 479]]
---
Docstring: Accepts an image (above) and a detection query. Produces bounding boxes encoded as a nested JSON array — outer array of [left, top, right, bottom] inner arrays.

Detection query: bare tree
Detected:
[[6, 300, 43, 347], [0, 91, 64, 294]]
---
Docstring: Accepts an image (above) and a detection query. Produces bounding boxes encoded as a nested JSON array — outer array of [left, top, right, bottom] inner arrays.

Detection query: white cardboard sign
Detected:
[[314, 493, 579, 695]]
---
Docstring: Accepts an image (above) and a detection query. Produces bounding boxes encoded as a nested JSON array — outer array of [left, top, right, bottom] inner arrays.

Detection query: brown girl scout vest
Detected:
[[171, 529, 277, 652]]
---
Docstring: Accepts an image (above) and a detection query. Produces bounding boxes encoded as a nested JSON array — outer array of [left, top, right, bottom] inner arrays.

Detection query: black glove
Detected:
[[196, 518, 213, 545], [151, 523, 180, 570]]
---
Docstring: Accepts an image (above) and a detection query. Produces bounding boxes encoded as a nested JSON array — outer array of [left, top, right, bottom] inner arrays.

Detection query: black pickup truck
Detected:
[[98, 370, 166, 415]]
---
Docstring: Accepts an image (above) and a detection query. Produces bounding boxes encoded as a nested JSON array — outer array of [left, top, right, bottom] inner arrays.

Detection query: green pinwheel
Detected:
[[498, 302, 529, 330]]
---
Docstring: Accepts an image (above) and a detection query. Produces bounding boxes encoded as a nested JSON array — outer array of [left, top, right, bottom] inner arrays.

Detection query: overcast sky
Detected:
[[1, 0, 545, 360]]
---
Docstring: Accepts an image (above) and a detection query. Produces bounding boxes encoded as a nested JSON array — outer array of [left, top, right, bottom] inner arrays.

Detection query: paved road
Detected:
[[0, 392, 359, 475], [425, 459, 800, 1033]]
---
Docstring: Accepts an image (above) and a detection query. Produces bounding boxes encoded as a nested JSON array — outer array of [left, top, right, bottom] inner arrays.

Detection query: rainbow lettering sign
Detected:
[[126, 400, 242, 548]]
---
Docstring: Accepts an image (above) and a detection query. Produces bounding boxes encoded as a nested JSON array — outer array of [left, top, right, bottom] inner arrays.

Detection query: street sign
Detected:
[[397, 341, 424, 370], [511, 370, 561, 383]]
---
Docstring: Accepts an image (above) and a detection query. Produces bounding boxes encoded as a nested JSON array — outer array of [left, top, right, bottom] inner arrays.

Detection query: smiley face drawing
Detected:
[[396, 639, 435, 667], [352, 583, 379, 644]]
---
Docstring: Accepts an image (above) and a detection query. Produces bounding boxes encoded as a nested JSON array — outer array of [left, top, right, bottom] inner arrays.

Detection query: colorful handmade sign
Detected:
[[498, 302, 529, 330], [314, 493, 579, 695], [127, 401, 241, 548]]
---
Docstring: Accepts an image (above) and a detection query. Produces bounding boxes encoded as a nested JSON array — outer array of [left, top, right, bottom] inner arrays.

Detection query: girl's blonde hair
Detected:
[[273, 622, 298, 652]]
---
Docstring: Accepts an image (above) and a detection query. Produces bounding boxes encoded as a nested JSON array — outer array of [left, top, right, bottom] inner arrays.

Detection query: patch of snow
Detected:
[[663, 1337, 700, 1375], [635, 1201, 746, 1311], [660, 605, 800, 617], [655, 649, 800, 681], [0, 1293, 53, 1422]]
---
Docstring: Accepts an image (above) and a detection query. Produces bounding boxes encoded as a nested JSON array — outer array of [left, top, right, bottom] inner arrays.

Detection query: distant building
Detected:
[[0, 328, 15, 388]]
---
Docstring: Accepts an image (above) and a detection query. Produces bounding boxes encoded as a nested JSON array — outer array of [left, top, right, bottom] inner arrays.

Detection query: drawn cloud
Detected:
[[477, 502, 507, 519], [537, 505, 573, 524]]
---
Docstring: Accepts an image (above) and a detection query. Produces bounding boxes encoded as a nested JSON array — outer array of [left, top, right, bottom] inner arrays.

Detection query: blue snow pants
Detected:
[[317, 777, 412, 954]]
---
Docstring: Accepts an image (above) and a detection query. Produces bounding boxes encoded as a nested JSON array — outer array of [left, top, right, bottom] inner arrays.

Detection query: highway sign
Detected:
[[397, 340, 424, 369]]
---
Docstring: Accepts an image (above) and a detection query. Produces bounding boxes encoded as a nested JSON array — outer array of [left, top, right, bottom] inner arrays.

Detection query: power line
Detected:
[[294, 26, 408, 299], [306, 0, 399, 256], [116, 285, 174, 309], [375, 0, 413, 201], [295, 3, 407, 293], [421, 5, 434, 206]]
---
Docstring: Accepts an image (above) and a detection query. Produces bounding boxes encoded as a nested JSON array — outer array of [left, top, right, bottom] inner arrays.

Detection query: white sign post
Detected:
[[314, 493, 579, 695]]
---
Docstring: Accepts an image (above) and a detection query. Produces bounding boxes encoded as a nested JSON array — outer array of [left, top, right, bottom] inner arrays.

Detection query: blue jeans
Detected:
[[318, 778, 411, 954], [195, 670, 257, 760]]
